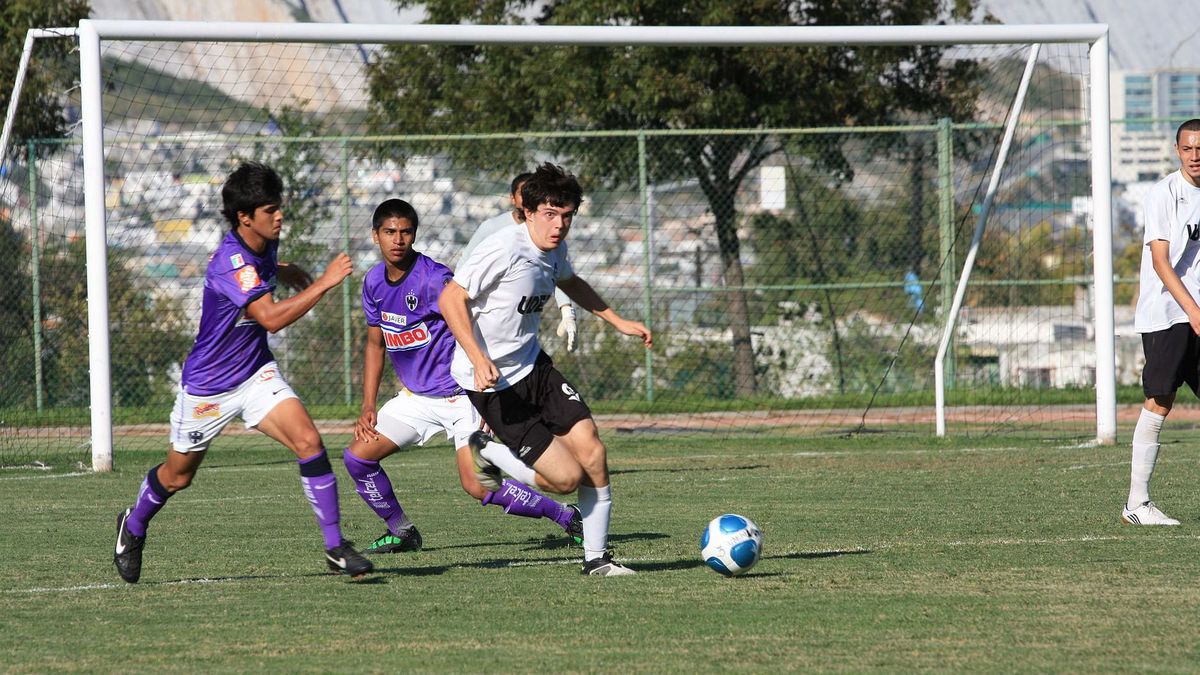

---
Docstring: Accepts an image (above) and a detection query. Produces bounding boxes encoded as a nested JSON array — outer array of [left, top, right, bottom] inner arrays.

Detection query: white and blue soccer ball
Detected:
[[700, 513, 763, 577]]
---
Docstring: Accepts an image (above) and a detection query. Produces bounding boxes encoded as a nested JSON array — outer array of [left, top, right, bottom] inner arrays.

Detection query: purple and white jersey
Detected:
[[181, 231, 278, 396], [362, 253, 460, 397]]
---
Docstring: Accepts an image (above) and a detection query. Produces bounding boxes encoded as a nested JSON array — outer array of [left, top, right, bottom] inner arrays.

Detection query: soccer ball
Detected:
[[700, 513, 763, 577]]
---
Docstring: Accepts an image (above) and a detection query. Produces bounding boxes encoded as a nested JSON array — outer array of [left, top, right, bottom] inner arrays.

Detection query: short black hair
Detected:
[[520, 162, 583, 213], [1177, 118, 1200, 144], [221, 161, 283, 230], [510, 171, 534, 195], [372, 198, 418, 231]]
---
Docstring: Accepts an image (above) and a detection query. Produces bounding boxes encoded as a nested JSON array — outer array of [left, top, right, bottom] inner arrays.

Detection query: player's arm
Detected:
[[558, 275, 652, 348], [1149, 239, 1200, 334], [245, 252, 352, 333], [355, 325, 385, 442], [275, 262, 314, 290], [438, 280, 500, 390]]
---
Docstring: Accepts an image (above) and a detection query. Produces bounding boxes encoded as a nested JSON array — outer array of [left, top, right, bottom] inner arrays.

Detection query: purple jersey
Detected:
[[362, 253, 459, 397], [181, 231, 278, 395]]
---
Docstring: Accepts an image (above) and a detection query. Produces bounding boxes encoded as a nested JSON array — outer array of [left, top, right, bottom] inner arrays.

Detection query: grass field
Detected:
[[3, 429, 1200, 672]]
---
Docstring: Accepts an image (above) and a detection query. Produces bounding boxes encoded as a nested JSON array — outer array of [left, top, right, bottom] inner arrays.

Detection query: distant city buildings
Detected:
[[1111, 69, 1200, 184]]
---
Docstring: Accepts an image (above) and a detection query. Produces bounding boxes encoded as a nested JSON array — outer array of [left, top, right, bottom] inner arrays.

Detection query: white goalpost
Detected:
[[4, 20, 1114, 470]]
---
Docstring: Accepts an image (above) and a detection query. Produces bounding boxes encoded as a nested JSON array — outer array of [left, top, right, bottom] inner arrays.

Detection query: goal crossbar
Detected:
[[69, 20, 1115, 471]]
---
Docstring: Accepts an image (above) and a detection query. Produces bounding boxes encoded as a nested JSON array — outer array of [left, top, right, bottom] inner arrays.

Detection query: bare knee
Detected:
[[291, 429, 325, 459], [1146, 395, 1174, 417], [160, 468, 196, 493], [542, 470, 581, 495]]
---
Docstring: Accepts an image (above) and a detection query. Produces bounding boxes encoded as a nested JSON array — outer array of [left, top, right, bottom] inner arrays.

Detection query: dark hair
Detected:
[[221, 161, 283, 230], [1177, 118, 1200, 144], [372, 198, 418, 231], [520, 162, 583, 213], [510, 172, 534, 196]]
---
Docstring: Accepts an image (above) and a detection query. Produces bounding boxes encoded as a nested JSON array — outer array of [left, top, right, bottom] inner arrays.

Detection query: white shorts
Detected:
[[169, 361, 298, 453], [375, 389, 480, 450]]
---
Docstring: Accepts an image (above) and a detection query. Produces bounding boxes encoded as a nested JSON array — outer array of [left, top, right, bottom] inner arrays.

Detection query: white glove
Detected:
[[556, 304, 578, 353]]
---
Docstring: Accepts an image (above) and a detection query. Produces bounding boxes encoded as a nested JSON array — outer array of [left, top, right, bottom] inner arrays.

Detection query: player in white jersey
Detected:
[[1124, 118, 1200, 526], [440, 163, 653, 576], [463, 172, 579, 353]]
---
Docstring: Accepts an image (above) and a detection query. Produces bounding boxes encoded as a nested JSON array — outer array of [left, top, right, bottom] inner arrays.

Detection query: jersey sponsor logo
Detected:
[[381, 311, 407, 326], [234, 265, 261, 293], [229, 253, 245, 268], [517, 294, 551, 315], [382, 322, 431, 351], [192, 402, 221, 419], [1188, 222, 1200, 241], [405, 291, 419, 312], [561, 383, 581, 402]]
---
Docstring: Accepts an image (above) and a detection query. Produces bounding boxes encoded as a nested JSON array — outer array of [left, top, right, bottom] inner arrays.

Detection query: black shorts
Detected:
[[466, 352, 592, 466], [1142, 322, 1200, 398]]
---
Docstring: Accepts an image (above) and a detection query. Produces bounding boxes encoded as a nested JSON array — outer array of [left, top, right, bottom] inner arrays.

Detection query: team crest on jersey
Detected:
[[229, 253, 245, 268], [561, 383, 581, 402], [405, 291, 418, 312], [381, 311, 407, 326], [192, 402, 221, 419], [233, 265, 260, 293], [382, 321, 431, 351]]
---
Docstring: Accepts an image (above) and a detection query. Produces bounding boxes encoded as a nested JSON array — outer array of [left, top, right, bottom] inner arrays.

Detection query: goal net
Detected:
[[0, 22, 1112, 470]]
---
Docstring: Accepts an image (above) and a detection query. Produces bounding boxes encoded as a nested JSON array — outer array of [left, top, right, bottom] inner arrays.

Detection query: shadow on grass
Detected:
[[611, 464, 768, 476]]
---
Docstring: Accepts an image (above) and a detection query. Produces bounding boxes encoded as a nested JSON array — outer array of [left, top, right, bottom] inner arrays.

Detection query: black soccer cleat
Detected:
[[325, 540, 374, 578], [566, 505, 584, 545], [113, 508, 146, 584], [363, 526, 423, 554]]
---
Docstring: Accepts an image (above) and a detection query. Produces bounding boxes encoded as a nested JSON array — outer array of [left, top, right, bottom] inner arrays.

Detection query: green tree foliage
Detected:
[[0, 217, 34, 408], [367, 0, 984, 397], [31, 239, 189, 409], [0, 0, 90, 154]]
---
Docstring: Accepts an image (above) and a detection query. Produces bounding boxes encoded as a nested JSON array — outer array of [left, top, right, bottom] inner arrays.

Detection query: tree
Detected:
[[367, 0, 984, 397], [0, 0, 90, 154]]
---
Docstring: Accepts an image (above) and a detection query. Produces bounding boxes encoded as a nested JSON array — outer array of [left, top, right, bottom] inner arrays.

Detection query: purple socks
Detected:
[[343, 448, 411, 534], [483, 479, 575, 531], [126, 464, 170, 537], [298, 450, 343, 549]]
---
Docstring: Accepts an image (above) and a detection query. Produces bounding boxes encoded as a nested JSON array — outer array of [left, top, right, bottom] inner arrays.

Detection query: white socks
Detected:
[[1128, 408, 1165, 510], [479, 441, 537, 486], [577, 484, 612, 562]]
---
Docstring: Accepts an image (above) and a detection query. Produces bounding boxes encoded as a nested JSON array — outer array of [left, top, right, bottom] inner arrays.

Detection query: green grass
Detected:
[[3, 431, 1200, 671]]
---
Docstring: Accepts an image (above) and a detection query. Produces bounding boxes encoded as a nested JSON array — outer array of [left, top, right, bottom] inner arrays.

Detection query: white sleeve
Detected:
[[1143, 184, 1172, 245], [453, 237, 510, 301]]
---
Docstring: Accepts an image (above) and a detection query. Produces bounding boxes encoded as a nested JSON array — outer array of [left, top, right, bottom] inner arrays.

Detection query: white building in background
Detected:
[[1110, 69, 1200, 184]]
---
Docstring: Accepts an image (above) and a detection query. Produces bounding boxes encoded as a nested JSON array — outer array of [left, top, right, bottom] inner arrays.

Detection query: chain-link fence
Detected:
[[1, 116, 1119, 466]]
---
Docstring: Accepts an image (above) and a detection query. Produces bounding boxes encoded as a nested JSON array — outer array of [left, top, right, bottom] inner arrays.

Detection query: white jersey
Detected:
[[1135, 170, 1200, 333], [451, 221, 574, 391], [462, 210, 573, 308]]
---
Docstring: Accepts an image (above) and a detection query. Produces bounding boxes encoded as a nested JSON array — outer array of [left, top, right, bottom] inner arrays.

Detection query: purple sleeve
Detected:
[[428, 261, 454, 314], [362, 271, 380, 326], [211, 259, 272, 309]]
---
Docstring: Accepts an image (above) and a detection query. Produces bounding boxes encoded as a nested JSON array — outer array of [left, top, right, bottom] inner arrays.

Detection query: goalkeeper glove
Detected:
[[556, 304, 578, 353]]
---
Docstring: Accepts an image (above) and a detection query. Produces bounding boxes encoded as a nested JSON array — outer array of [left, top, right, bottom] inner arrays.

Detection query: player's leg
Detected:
[[448, 396, 582, 539], [252, 383, 372, 577], [115, 388, 227, 583], [1124, 325, 1185, 525], [345, 409, 422, 554], [552, 417, 632, 574], [535, 361, 632, 575], [456, 444, 582, 541]]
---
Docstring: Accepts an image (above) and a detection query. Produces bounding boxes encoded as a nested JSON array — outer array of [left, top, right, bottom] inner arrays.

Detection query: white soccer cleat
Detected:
[[1121, 501, 1180, 526]]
